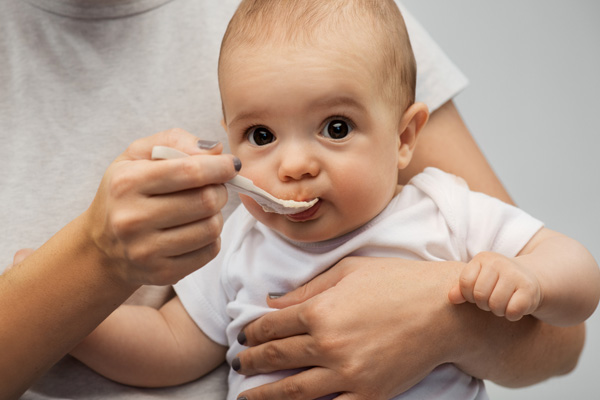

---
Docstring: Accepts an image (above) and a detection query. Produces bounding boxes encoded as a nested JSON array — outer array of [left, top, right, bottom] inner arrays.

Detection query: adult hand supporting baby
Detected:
[[0, 128, 239, 398], [235, 256, 585, 400]]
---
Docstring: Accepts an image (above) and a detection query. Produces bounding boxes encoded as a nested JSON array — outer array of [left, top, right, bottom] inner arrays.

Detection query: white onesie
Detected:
[[175, 168, 544, 400]]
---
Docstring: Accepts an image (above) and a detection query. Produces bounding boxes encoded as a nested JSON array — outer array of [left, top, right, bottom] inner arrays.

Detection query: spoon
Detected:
[[151, 146, 319, 215]]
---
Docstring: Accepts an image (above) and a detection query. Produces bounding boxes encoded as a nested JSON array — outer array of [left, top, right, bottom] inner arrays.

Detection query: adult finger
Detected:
[[122, 153, 239, 196], [266, 258, 356, 309], [151, 213, 224, 258], [119, 128, 223, 162], [137, 184, 228, 229], [236, 367, 342, 400], [13, 248, 35, 265], [148, 239, 222, 285], [241, 304, 309, 346], [235, 334, 316, 376], [4, 248, 35, 273]]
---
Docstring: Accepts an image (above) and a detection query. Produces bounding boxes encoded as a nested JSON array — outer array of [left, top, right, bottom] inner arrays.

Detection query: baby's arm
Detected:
[[448, 228, 600, 326], [70, 296, 226, 387]]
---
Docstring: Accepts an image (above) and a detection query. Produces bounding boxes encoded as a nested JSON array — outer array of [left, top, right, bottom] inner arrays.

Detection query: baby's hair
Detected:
[[219, 0, 416, 111]]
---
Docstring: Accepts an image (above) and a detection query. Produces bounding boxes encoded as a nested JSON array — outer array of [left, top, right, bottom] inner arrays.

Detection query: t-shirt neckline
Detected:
[[25, 0, 176, 19]]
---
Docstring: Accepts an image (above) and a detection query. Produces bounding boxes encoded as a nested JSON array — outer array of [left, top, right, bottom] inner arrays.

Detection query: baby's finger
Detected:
[[448, 284, 466, 304], [505, 290, 536, 322], [487, 278, 515, 318], [472, 268, 500, 312], [458, 261, 482, 303]]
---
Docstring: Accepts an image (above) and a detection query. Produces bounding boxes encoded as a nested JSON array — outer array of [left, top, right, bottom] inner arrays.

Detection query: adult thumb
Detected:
[[266, 264, 348, 309]]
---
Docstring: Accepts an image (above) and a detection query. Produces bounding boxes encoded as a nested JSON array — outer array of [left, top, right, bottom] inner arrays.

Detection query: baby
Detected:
[[71, 1, 600, 399]]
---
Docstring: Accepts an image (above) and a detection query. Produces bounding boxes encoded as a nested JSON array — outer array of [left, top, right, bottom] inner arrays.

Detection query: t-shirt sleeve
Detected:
[[397, 2, 469, 112]]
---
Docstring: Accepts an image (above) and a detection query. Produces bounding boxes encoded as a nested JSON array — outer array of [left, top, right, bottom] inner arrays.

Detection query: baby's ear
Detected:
[[397, 102, 429, 169], [220, 119, 228, 132]]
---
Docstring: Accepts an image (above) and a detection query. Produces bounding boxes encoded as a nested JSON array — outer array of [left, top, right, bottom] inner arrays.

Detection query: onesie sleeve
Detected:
[[411, 168, 544, 261], [173, 205, 249, 346], [397, 1, 469, 112], [174, 251, 230, 346], [463, 190, 545, 259]]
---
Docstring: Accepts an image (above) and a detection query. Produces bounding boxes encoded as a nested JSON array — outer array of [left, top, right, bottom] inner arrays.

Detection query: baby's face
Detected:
[[221, 38, 402, 242]]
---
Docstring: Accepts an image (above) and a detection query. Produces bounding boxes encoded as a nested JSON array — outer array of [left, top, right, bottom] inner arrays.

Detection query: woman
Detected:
[[0, 1, 583, 399]]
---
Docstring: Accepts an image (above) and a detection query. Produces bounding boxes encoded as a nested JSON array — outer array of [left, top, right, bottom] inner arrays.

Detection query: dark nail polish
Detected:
[[268, 292, 287, 299], [233, 157, 242, 172], [237, 397, 248, 400], [237, 330, 247, 345], [232, 357, 241, 371], [197, 139, 219, 149]]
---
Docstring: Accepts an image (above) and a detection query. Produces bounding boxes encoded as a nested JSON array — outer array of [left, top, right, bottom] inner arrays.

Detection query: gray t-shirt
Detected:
[[1, 0, 467, 398]]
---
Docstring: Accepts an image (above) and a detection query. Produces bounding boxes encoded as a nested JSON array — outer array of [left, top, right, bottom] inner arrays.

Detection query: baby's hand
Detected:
[[448, 252, 542, 321]]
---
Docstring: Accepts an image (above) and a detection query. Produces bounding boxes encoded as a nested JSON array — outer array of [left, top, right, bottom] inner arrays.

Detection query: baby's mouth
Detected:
[[286, 199, 322, 221]]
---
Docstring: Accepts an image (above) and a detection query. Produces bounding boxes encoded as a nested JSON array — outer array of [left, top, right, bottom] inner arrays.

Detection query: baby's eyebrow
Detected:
[[228, 95, 366, 128], [310, 95, 367, 113], [228, 109, 275, 128]]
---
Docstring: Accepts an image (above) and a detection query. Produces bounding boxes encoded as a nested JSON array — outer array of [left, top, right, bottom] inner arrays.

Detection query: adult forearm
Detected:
[[0, 215, 137, 399], [450, 303, 585, 387], [0, 130, 237, 399]]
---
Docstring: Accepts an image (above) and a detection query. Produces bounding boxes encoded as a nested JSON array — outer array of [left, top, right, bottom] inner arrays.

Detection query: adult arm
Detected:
[[0, 129, 238, 399], [236, 259, 584, 399], [399, 100, 513, 203], [232, 101, 586, 399]]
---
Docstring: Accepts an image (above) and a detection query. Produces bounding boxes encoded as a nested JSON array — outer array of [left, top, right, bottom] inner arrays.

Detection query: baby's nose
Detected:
[[277, 145, 319, 181]]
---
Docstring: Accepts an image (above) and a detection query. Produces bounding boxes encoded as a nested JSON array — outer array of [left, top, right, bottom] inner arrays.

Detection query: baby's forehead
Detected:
[[219, 42, 382, 100], [220, 27, 380, 75]]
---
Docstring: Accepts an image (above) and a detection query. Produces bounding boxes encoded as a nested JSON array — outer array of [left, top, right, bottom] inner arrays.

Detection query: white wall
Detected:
[[401, 1, 600, 398]]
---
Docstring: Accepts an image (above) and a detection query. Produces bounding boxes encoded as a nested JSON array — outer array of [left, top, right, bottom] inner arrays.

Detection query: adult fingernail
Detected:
[[237, 330, 247, 345], [232, 357, 241, 371], [233, 157, 242, 172], [197, 139, 219, 149], [268, 292, 287, 299], [237, 397, 248, 400]]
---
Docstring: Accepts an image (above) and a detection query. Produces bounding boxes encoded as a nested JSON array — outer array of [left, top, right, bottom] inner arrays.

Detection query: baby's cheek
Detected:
[[335, 170, 393, 218]]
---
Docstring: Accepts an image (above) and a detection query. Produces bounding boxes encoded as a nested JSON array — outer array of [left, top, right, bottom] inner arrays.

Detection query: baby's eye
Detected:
[[247, 126, 276, 146], [322, 119, 353, 139]]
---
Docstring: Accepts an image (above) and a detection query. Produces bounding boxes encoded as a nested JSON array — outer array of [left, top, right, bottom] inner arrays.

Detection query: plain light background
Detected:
[[402, 1, 600, 399]]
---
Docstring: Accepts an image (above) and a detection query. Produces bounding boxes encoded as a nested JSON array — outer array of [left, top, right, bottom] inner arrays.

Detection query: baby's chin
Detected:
[[241, 197, 367, 243]]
